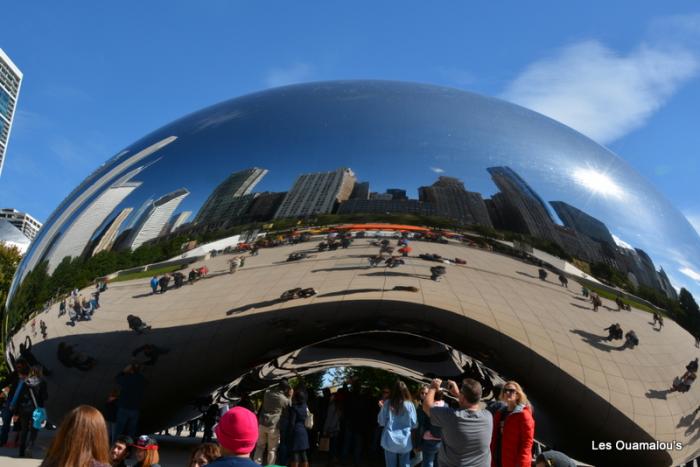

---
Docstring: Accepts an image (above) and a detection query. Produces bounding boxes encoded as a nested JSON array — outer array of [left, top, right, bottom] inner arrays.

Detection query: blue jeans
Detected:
[[384, 449, 410, 467], [0, 405, 12, 445], [114, 408, 139, 438], [421, 439, 441, 467]]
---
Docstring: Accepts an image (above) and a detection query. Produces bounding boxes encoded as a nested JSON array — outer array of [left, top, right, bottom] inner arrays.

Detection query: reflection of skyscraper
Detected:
[[47, 169, 143, 272], [386, 189, 407, 200], [275, 168, 356, 218], [419, 176, 492, 227], [350, 181, 370, 200], [657, 267, 678, 301], [550, 201, 615, 247], [163, 211, 191, 235], [634, 248, 662, 290], [128, 188, 189, 250], [195, 168, 267, 226], [487, 167, 556, 241], [90, 207, 133, 256], [338, 198, 436, 216], [247, 192, 286, 222], [0, 48, 22, 177], [15, 136, 176, 285]]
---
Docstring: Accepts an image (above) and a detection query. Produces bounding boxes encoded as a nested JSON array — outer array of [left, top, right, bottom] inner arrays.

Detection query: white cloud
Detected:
[[501, 39, 699, 144], [680, 267, 700, 282], [611, 233, 633, 250], [430, 167, 445, 174], [265, 63, 313, 88]]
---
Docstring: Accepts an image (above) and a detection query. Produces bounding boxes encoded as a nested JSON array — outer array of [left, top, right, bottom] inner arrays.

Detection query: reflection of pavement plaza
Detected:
[[13, 238, 700, 464]]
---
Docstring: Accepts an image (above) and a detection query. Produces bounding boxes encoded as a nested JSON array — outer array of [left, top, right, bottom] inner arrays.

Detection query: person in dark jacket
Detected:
[[114, 363, 146, 438], [285, 387, 310, 467], [12, 365, 48, 458], [0, 359, 26, 447]]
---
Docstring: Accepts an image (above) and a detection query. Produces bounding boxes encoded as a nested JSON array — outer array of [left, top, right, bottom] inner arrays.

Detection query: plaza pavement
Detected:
[[9, 238, 700, 465]]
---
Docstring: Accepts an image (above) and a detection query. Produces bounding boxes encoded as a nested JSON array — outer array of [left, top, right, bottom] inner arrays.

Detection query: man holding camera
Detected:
[[422, 378, 492, 467]]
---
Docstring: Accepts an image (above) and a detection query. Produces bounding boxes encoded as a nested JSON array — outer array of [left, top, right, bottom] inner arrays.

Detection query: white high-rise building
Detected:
[[0, 49, 23, 177], [91, 207, 133, 256], [274, 168, 356, 219], [128, 188, 189, 250], [47, 170, 142, 272], [161, 211, 191, 236], [0, 208, 42, 240]]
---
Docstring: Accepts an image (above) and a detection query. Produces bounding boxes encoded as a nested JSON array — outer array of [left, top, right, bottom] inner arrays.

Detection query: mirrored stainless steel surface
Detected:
[[4, 81, 699, 465]]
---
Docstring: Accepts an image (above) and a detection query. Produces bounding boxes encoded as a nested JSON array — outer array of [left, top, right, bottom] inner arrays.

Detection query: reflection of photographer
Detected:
[[114, 362, 146, 438]]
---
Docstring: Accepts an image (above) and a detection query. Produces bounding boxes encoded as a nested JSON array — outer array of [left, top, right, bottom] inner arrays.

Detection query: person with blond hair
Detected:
[[40, 405, 111, 467], [131, 435, 161, 467], [490, 381, 535, 467]]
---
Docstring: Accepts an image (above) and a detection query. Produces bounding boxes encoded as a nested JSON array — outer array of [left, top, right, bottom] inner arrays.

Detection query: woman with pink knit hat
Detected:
[[208, 406, 261, 466]]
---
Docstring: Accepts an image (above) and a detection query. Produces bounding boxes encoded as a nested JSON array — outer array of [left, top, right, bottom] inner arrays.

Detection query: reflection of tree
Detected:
[[329, 367, 420, 395], [5, 234, 196, 338]]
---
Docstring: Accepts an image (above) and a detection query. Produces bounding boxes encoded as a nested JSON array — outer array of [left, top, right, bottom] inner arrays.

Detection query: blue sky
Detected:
[[1, 2, 700, 285]]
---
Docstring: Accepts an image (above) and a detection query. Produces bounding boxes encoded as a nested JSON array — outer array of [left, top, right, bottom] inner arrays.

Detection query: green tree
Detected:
[[0, 243, 22, 308], [0, 243, 23, 381]]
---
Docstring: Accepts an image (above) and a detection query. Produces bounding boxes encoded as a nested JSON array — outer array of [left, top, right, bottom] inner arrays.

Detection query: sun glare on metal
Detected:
[[572, 167, 624, 198]]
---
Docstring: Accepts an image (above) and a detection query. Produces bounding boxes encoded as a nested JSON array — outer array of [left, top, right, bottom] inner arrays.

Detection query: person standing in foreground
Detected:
[[109, 435, 133, 467], [207, 406, 261, 466], [253, 380, 292, 465], [423, 378, 492, 467], [377, 380, 418, 467], [40, 405, 111, 467], [490, 381, 534, 467]]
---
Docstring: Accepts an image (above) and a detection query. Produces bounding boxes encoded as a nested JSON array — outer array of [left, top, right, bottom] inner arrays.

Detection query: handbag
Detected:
[[28, 386, 46, 430], [304, 407, 314, 430], [318, 435, 330, 452]]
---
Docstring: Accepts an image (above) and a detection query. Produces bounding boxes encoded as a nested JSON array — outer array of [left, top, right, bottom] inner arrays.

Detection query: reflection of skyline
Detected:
[[11, 81, 700, 302], [28, 152, 679, 301], [14, 136, 177, 286], [46, 166, 144, 273]]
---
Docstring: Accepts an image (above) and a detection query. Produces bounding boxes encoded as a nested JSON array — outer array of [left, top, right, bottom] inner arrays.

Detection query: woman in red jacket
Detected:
[[490, 381, 535, 467]]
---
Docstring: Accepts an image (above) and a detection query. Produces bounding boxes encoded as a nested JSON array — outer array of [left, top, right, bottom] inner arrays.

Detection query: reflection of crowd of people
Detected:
[[5, 233, 691, 466]]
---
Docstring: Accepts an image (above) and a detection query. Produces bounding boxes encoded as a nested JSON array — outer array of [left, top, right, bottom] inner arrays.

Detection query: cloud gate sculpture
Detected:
[[4, 80, 700, 465]]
